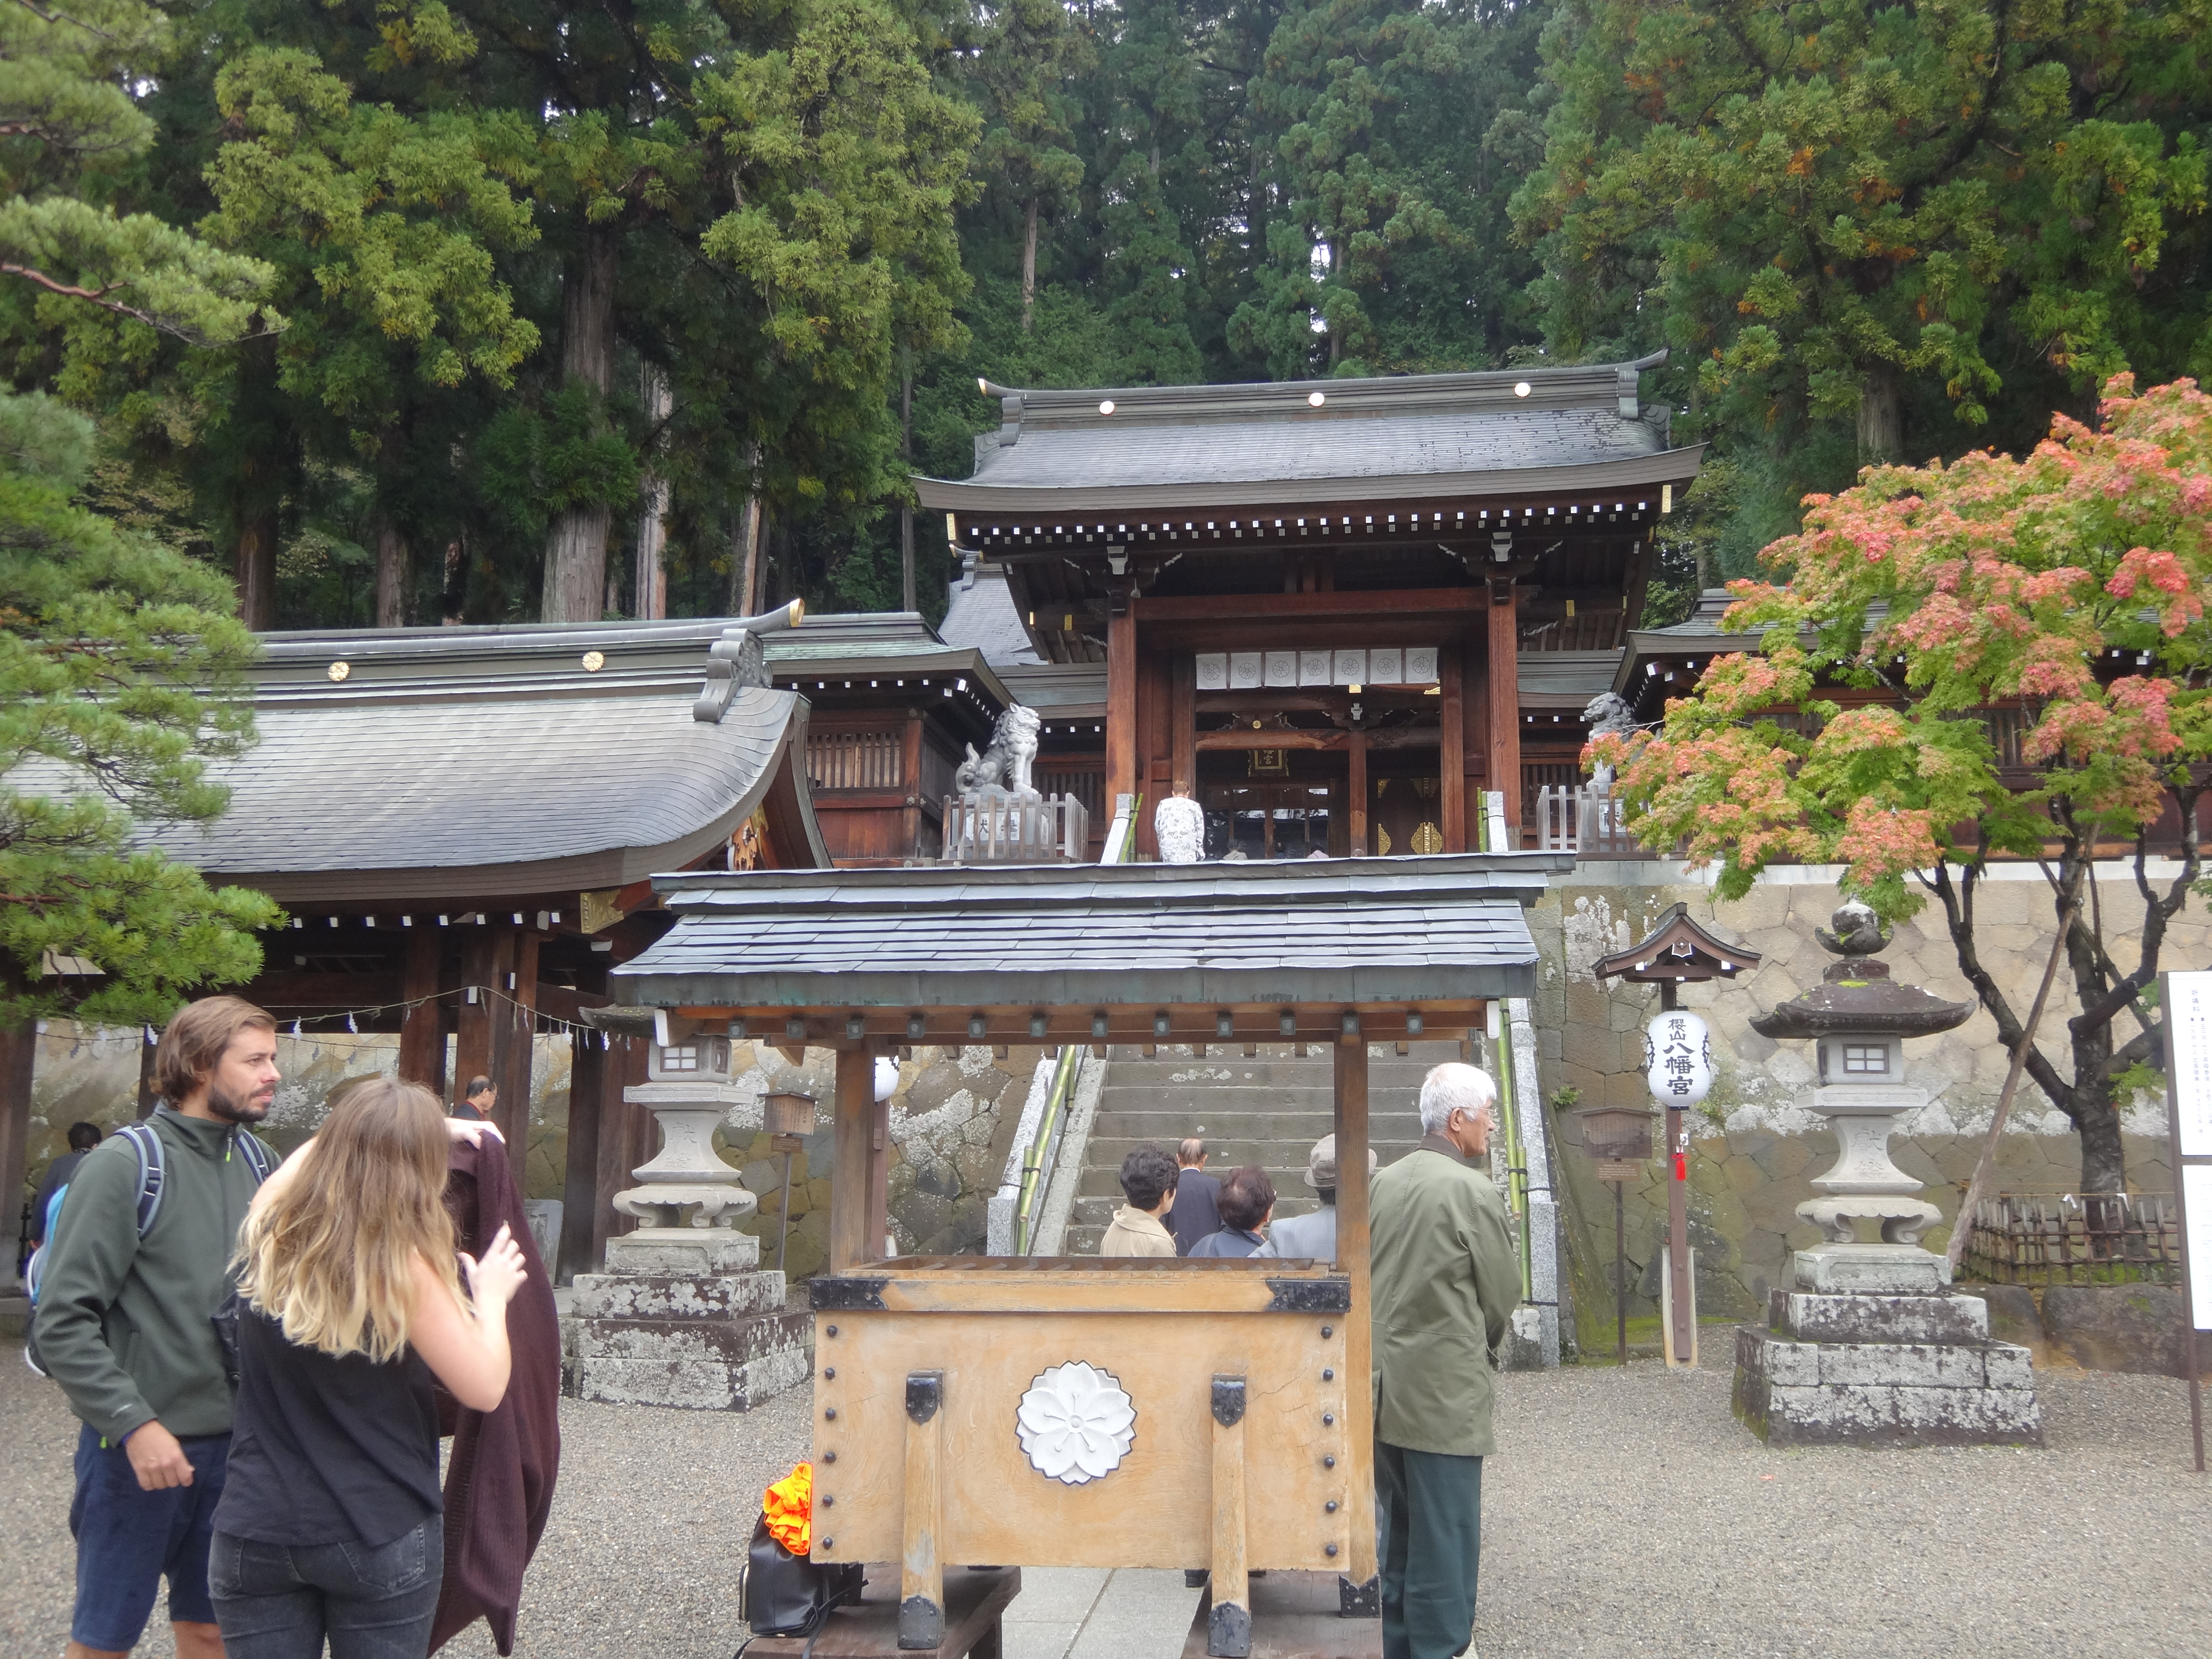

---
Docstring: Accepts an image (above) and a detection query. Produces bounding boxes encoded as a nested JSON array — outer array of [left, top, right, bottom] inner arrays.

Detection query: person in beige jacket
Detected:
[[1099, 1145, 1178, 1257]]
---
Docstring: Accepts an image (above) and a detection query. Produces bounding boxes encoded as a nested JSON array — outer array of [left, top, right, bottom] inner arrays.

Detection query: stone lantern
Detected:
[[1733, 901, 2042, 1445]]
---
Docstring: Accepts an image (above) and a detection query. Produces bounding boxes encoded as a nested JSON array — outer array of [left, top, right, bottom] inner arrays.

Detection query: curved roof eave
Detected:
[[916, 444, 1706, 517]]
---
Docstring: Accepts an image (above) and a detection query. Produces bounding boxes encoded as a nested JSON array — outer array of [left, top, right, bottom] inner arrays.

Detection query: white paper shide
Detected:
[[1016, 1362, 1138, 1485]]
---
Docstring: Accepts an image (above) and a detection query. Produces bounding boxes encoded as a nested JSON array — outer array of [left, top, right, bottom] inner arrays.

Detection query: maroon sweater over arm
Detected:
[[431, 1138, 563, 1655]]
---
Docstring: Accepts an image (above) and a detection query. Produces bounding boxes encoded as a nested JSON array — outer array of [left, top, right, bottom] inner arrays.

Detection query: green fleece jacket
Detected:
[[34, 1106, 270, 1443]]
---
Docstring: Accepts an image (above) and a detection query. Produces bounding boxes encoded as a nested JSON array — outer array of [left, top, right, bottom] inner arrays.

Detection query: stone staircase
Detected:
[[1064, 1041, 1467, 1256]]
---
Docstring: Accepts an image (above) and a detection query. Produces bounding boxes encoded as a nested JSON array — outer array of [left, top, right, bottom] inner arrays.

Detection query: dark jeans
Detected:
[[209, 1513, 443, 1659], [1375, 1439, 1483, 1659]]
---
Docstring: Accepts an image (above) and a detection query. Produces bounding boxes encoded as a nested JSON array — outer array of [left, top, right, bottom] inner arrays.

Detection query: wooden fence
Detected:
[[1532, 784, 1650, 858], [942, 793, 1091, 865], [1960, 1193, 2180, 1287]]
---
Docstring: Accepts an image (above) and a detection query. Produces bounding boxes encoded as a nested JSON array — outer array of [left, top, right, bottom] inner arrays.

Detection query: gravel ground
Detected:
[[7, 1338, 2208, 1658]]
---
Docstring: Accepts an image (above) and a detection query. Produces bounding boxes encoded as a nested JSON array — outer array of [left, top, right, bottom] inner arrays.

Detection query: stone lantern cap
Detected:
[[1750, 900, 1973, 1040]]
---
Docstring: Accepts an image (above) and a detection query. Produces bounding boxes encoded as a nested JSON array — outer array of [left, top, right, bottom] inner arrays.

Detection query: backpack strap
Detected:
[[112, 1123, 166, 1240], [233, 1131, 276, 1186]]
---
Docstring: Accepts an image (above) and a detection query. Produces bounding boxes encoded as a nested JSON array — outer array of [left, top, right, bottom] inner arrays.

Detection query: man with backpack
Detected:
[[34, 996, 281, 1659], [31, 1122, 104, 1249]]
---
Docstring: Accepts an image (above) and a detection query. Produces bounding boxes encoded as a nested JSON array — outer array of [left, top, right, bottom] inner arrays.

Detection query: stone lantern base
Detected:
[[566, 1228, 815, 1411], [1733, 1284, 2042, 1448]]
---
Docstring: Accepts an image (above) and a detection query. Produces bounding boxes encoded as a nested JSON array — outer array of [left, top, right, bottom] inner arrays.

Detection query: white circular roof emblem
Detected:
[[1098, 399, 1115, 415], [1308, 390, 1326, 407], [1017, 1362, 1136, 1485], [326, 661, 350, 683], [1514, 380, 1532, 398]]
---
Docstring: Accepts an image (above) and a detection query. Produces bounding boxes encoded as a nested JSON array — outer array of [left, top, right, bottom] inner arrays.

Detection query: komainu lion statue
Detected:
[[1580, 692, 1640, 794], [956, 703, 1042, 799]]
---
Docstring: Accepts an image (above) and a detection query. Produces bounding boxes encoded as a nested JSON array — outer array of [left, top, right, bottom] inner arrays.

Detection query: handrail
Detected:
[[1489, 1004, 1535, 1302], [1013, 1045, 1081, 1254], [1099, 791, 1145, 863]]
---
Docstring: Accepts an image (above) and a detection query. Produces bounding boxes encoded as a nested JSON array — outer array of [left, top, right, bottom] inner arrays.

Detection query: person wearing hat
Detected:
[[1252, 1134, 1376, 1263]]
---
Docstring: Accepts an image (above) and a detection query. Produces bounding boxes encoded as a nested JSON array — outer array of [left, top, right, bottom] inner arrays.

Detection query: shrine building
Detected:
[[915, 351, 1703, 855]]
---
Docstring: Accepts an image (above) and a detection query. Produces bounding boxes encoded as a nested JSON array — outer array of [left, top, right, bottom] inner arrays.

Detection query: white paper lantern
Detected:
[[874, 1055, 900, 1102], [1644, 1010, 1714, 1106]]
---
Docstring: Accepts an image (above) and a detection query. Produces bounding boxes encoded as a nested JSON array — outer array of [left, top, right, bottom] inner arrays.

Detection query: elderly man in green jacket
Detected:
[[1368, 1062, 1519, 1659]]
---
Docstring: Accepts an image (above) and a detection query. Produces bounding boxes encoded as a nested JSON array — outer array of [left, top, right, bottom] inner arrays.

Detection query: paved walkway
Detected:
[[8, 1340, 2208, 1657]]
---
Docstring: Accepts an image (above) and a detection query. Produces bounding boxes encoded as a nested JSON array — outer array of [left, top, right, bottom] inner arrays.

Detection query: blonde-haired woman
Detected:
[[207, 1078, 526, 1658]]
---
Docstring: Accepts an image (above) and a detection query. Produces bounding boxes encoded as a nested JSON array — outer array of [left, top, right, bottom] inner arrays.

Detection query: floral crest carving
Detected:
[[1015, 1362, 1137, 1485]]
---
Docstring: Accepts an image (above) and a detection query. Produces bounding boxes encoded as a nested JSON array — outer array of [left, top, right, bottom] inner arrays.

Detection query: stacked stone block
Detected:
[[1734, 1289, 2041, 1447], [566, 1231, 814, 1411]]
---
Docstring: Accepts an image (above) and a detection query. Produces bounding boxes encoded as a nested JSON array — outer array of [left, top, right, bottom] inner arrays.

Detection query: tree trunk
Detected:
[[1857, 364, 1903, 466], [372, 427, 409, 629], [726, 441, 764, 616], [234, 505, 278, 631], [540, 227, 621, 622], [900, 369, 917, 614], [2075, 1094, 2126, 1200], [1022, 196, 1040, 333], [635, 367, 671, 620]]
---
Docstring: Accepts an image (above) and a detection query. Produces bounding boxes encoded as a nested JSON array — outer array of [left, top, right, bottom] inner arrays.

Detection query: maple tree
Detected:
[[1592, 377, 2212, 1197]]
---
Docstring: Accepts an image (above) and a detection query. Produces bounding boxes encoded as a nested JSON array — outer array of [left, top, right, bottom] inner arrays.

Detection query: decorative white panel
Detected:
[[1016, 1362, 1137, 1486], [1333, 648, 1367, 686], [1404, 647, 1440, 685], [1229, 651, 1263, 689], [1194, 652, 1228, 691], [1298, 649, 1332, 686], [1368, 647, 1404, 686], [1263, 651, 1298, 687]]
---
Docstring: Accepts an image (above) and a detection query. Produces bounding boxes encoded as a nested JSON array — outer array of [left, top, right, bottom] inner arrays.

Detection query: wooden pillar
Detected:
[[1348, 729, 1368, 856], [591, 1034, 653, 1260], [901, 710, 926, 859], [1171, 651, 1196, 799], [1439, 647, 1466, 853], [136, 1030, 156, 1119], [1487, 583, 1522, 844], [1105, 597, 1138, 817], [1208, 1374, 1251, 1658], [455, 924, 496, 1104], [559, 1029, 605, 1283], [1334, 1034, 1378, 1587], [830, 1044, 883, 1270], [1138, 650, 1171, 858], [396, 929, 443, 1090], [0, 1017, 34, 1290], [900, 1370, 947, 1648], [497, 930, 538, 1187]]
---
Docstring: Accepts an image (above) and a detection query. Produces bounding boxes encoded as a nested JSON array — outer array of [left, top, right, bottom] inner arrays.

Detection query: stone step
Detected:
[[1089, 1108, 1427, 1139], [569, 1270, 789, 1321]]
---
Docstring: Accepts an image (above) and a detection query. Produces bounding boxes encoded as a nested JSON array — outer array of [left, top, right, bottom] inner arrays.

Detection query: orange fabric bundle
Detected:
[[763, 1461, 813, 1556]]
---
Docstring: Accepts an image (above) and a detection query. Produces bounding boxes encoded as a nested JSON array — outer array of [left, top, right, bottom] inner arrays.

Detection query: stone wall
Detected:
[[1528, 864, 2200, 1345], [19, 1025, 1031, 1281]]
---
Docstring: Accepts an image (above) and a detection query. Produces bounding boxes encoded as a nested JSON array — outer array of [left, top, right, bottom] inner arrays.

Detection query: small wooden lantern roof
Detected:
[[1590, 903, 1761, 986]]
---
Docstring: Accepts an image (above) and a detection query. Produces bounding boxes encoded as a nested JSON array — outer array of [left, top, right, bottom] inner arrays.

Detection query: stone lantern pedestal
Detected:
[[565, 1023, 814, 1411], [1732, 905, 2042, 1447]]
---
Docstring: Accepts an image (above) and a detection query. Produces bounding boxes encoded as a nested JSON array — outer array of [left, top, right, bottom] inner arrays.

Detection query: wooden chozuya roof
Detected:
[[1590, 903, 1762, 986]]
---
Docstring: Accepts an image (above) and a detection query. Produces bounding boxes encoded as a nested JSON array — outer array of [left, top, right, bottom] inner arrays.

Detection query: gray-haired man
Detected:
[[1368, 1063, 1519, 1659]]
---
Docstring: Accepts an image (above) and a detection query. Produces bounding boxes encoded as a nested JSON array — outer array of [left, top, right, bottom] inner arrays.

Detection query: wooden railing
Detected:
[[942, 792, 1092, 864], [1962, 1193, 2180, 1287], [1533, 784, 1650, 858]]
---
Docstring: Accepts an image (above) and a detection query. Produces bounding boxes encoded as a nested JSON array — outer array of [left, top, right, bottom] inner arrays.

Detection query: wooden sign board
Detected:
[[2156, 970, 2209, 1473], [1596, 1160, 1644, 1184]]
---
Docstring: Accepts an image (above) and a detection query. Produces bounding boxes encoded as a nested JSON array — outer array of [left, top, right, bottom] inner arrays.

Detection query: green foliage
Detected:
[[0, 0, 278, 343], [1515, 0, 2212, 572], [0, 389, 279, 1025]]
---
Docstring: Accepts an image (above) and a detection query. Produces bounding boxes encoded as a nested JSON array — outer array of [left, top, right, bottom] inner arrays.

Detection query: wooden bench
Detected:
[[742, 1565, 1020, 1659]]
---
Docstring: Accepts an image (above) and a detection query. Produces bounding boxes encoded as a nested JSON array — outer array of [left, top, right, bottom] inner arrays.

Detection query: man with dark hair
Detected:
[[31, 1123, 104, 1248], [1099, 1144, 1178, 1257], [1168, 1136, 1221, 1256], [35, 995, 281, 1659], [1188, 1166, 1275, 1258], [455, 1075, 497, 1121]]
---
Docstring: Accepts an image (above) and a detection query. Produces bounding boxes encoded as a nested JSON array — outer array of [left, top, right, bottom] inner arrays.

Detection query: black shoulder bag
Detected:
[[738, 1512, 863, 1642]]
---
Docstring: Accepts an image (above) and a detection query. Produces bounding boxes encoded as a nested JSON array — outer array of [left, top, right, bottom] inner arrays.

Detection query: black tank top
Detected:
[[215, 1304, 442, 1547]]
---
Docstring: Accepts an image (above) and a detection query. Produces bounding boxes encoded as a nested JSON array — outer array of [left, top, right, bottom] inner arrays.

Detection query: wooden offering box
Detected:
[[809, 1256, 1354, 1653]]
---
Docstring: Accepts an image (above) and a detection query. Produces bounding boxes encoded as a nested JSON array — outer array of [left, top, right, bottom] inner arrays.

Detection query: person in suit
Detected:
[[1253, 1134, 1375, 1263], [1167, 1138, 1221, 1256], [1368, 1064, 1518, 1659], [1187, 1166, 1275, 1258]]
